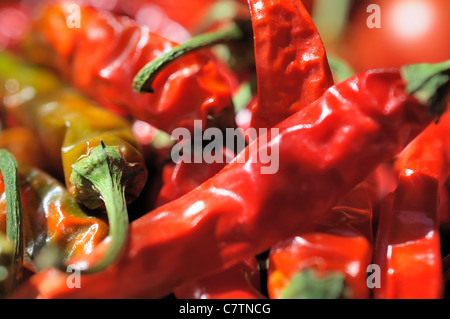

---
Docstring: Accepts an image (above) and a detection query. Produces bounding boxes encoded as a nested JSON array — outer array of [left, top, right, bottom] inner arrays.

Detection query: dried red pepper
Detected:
[[429, 102, 450, 228], [156, 157, 228, 207], [372, 108, 450, 299], [148, 126, 251, 298], [151, 0, 335, 208], [21, 2, 237, 134], [268, 184, 373, 299], [373, 175, 444, 299], [12, 60, 449, 299], [247, 0, 334, 130], [362, 163, 398, 228]]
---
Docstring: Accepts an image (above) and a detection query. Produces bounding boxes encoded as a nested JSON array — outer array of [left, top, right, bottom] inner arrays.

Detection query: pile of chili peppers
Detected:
[[0, 0, 449, 300]]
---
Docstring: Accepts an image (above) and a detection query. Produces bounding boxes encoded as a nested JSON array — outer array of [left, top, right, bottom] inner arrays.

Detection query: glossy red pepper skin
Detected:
[[240, 0, 315, 13], [372, 110, 450, 299], [373, 173, 443, 299], [155, 147, 258, 298], [173, 256, 264, 299], [156, 159, 228, 207], [268, 184, 373, 299], [415, 105, 450, 228], [363, 163, 398, 228], [22, 3, 236, 134], [248, 0, 333, 130], [13, 69, 432, 299]]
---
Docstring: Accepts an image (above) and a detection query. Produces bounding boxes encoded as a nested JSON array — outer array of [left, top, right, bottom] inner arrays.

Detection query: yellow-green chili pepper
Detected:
[[0, 52, 148, 273]]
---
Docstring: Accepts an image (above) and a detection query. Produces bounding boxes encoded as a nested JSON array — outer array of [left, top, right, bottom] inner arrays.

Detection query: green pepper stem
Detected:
[[401, 60, 450, 118], [0, 149, 23, 294], [280, 268, 350, 299], [132, 21, 246, 93], [70, 141, 128, 274], [327, 54, 355, 83]]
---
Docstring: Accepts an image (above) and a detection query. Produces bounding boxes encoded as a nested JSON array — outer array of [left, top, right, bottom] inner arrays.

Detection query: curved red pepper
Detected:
[[363, 163, 398, 229], [11, 68, 434, 299], [156, 159, 228, 207], [247, 0, 333, 130], [372, 109, 450, 299], [425, 103, 450, 228], [154, 140, 258, 299], [22, 3, 236, 134]]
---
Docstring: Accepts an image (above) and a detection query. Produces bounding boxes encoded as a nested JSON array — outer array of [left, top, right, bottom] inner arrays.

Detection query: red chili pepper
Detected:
[[151, 127, 253, 298], [22, 2, 237, 134], [428, 102, 450, 228], [12, 62, 447, 299], [153, 139, 257, 298], [247, 0, 334, 130], [372, 108, 450, 299], [156, 158, 228, 207], [156, 157, 260, 299], [363, 163, 398, 229], [267, 183, 373, 299], [173, 256, 264, 299], [238, 0, 315, 14]]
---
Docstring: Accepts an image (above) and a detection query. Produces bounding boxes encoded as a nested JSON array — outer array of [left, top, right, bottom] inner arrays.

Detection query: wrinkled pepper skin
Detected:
[[372, 110, 450, 299], [0, 53, 147, 210], [11, 68, 434, 299], [0, 161, 108, 272], [22, 3, 236, 134], [247, 0, 333, 130], [268, 184, 373, 299], [173, 256, 264, 299]]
